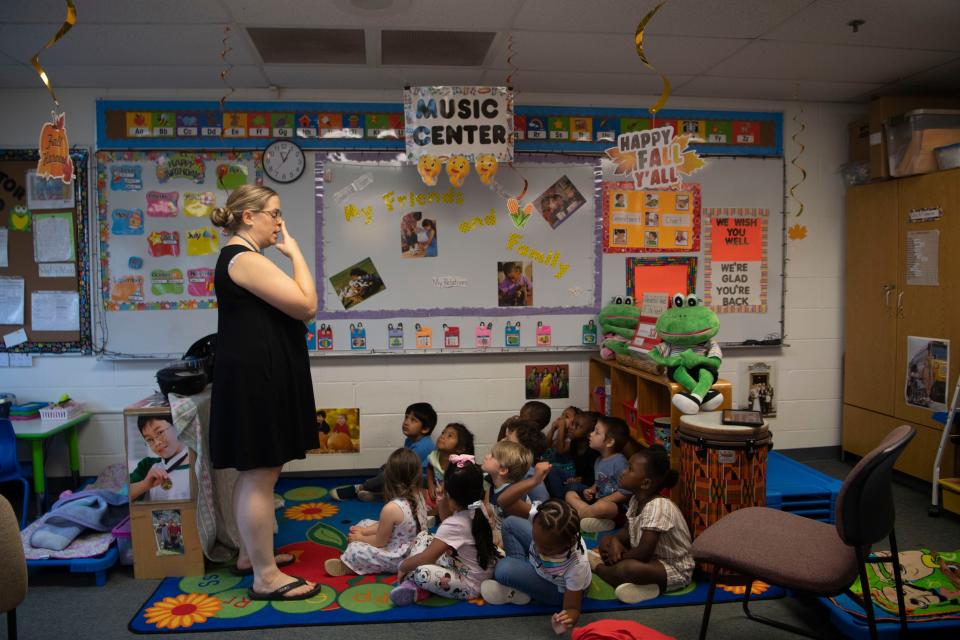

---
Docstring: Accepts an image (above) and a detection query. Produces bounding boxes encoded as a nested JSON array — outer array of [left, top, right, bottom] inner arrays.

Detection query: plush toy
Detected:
[[598, 298, 642, 359], [648, 293, 723, 415]]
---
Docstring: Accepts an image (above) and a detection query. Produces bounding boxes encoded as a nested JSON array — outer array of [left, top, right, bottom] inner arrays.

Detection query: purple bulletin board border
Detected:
[[314, 153, 603, 320]]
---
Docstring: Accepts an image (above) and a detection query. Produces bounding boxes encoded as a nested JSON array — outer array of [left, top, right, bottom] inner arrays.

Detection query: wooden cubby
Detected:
[[588, 356, 733, 468]]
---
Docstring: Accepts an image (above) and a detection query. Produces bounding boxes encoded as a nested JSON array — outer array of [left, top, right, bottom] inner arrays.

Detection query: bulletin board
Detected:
[[0, 149, 92, 354], [315, 153, 601, 352]]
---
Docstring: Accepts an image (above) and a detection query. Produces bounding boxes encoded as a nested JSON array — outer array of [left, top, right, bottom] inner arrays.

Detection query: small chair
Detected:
[[692, 424, 915, 640], [0, 495, 28, 640], [0, 418, 29, 528]]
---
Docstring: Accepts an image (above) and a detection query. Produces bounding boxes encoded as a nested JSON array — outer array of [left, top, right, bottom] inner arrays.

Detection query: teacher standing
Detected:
[[209, 184, 320, 601]]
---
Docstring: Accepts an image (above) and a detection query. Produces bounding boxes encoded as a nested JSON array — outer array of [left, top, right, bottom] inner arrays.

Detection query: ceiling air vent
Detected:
[[248, 28, 366, 64], [382, 30, 495, 66]]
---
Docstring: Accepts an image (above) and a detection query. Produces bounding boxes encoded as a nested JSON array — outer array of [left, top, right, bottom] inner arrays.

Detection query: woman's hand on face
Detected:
[[273, 219, 300, 257]]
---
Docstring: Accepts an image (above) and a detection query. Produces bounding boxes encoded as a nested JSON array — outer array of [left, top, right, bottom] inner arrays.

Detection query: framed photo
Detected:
[[525, 364, 570, 399], [309, 407, 360, 453], [329, 257, 386, 309], [744, 361, 777, 417], [533, 175, 586, 229], [150, 508, 185, 556], [125, 411, 195, 504]]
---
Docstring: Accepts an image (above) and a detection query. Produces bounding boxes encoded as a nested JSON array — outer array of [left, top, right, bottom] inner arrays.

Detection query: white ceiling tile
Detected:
[[489, 31, 749, 75], [4, 0, 230, 23], [22, 65, 267, 89], [675, 76, 883, 103], [513, 0, 811, 38], [0, 25, 259, 66], [765, 0, 960, 52], [264, 65, 486, 90], [224, 0, 518, 30], [713, 40, 958, 84], [482, 69, 694, 97]]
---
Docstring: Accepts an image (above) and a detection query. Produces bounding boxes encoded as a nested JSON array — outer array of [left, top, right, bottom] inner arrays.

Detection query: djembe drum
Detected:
[[676, 411, 771, 541]]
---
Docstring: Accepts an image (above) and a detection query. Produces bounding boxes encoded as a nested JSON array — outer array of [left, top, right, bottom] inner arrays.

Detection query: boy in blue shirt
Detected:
[[332, 402, 437, 502]]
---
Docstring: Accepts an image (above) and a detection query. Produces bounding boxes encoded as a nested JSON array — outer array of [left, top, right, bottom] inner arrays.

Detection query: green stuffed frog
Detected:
[[648, 293, 724, 415]]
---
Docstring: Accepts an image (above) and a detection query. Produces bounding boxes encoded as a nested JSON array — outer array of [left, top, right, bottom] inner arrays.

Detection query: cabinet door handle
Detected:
[[883, 284, 895, 308], [897, 291, 905, 318]]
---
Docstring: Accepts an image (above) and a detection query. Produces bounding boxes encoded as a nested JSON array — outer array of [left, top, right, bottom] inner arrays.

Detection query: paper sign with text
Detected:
[[404, 86, 514, 162], [704, 208, 768, 313], [605, 125, 705, 190]]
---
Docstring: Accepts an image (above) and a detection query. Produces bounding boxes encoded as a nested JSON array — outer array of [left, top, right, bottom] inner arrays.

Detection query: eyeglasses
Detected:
[[144, 426, 174, 447], [257, 208, 283, 220]]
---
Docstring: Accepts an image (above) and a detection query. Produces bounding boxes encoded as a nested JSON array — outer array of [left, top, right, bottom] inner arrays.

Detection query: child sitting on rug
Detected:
[[325, 448, 428, 577], [426, 422, 475, 506], [481, 471, 590, 635], [496, 400, 551, 441], [545, 410, 600, 500], [505, 420, 550, 503], [480, 440, 534, 542], [332, 402, 437, 501], [390, 455, 497, 605], [564, 416, 633, 532], [590, 445, 693, 603]]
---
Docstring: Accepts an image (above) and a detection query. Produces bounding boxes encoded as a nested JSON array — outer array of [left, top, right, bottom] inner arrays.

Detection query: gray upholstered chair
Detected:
[[0, 495, 27, 640], [692, 424, 915, 640]]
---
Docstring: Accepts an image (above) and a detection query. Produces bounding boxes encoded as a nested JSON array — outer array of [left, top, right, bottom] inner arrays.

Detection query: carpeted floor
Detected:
[[127, 477, 783, 634], [10, 452, 960, 640]]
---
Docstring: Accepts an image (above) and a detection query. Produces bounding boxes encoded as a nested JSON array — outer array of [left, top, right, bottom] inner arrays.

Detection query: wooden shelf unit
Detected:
[[588, 356, 733, 468]]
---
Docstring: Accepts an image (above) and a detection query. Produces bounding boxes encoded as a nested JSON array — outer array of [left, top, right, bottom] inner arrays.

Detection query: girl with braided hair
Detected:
[[324, 448, 427, 576], [481, 464, 591, 633], [390, 456, 497, 605]]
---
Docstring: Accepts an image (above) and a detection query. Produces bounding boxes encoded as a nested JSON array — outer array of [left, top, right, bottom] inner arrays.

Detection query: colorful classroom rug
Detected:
[[819, 548, 960, 639], [129, 477, 783, 633]]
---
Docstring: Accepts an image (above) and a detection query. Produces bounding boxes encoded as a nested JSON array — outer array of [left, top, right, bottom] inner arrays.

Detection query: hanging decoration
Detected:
[[634, 2, 671, 116], [404, 86, 514, 187], [31, 0, 77, 184], [787, 85, 807, 240], [605, 126, 704, 190], [219, 25, 235, 111]]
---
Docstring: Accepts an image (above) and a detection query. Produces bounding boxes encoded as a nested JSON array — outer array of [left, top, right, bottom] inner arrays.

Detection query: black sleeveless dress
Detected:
[[209, 245, 315, 470]]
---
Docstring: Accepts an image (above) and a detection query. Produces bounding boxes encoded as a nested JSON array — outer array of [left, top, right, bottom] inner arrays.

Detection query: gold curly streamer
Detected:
[[789, 107, 807, 217], [29, 0, 77, 110], [219, 25, 235, 111], [635, 1, 671, 115]]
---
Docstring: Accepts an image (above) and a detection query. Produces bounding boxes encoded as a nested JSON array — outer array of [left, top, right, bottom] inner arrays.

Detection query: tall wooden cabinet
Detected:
[[842, 169, 959, 482]]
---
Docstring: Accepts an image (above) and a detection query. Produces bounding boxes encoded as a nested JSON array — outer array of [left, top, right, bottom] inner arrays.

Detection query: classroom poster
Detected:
[[602, 181, 700, 252], [309, 408, 360, 454], [403, 86, 514, 162], [905, 337, 949, 412], [625, 256, 698, 305], [97, 151, 262, 311], [703, 208, 768, 313]]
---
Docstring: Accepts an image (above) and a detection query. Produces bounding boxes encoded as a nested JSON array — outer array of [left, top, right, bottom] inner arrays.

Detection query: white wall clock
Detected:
[[262, 139, 305, 184]]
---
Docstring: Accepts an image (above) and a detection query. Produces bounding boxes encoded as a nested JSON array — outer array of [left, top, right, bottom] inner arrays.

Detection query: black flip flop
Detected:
[[230, 554, 296, 576], [247, 577, 322, 601]]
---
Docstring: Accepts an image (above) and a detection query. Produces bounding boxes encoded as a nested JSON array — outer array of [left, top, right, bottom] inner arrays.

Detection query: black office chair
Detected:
[[692, 424, 915, 640]]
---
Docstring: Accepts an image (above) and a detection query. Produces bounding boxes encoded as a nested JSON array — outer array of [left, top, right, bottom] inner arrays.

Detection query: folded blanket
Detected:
[[30, 489, 128, 551]]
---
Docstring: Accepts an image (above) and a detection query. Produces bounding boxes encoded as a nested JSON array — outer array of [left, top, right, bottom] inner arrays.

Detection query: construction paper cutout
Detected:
[[388, 322, 404, 349], [10, 206, 31, 232], [443, 324, 460, 348], [415, 323, 433, 349], [417, 155, 441, 186], [446, 156, 470, 187], [582, 319, 598, 345], [110, 165, 142, 191], [147, 230, 180, 257], [304, 320, 317, 351], [128, 256, 143, 270], [111, 208, 144, 235], [458, 208, 497, 233], [183, 192, 216, 218], [344, 203, 373, 225], [475, 154, 498, 184], [349, 322, 366, 350], [111, 275, 143, 303], [505, 233, 569, 279], [318, 324, 333, 350], [507, 198, 533, 230], [216, 163, 248, 190], [150, 268, 185, 296], [505, 321, 521, 347], [146, 191, 179, 217], [475, 322, 493, 348], [186, 226, 218, 256], [156, 153, 205, 184], [536, 321, 552, 347], [187, 268, 214, 296], [36, 112, 74, 184]]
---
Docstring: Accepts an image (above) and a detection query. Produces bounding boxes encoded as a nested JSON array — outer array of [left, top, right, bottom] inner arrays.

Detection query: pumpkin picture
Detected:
[[37, 111, 74, 184], [309, 408, 360, 454]]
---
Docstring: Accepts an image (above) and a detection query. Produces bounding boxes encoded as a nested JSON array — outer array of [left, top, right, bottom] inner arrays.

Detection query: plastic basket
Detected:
[[637, 413, 668, 447], [39, 401, 82, 421]]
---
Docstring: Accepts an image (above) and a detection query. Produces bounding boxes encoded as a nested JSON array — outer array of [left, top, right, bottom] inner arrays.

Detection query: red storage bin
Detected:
[[592, 386, 606, 413], [636, 413, 667, 447]]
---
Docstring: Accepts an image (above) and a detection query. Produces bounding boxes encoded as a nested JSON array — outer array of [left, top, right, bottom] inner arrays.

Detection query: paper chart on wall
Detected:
[[703, 208, 768, 313], [0, 228, 7, 268], [31, 291, 80, 331], [33, 212, 75, 262], [0, 276, 24, 325], [96, 151, 262, 311]]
